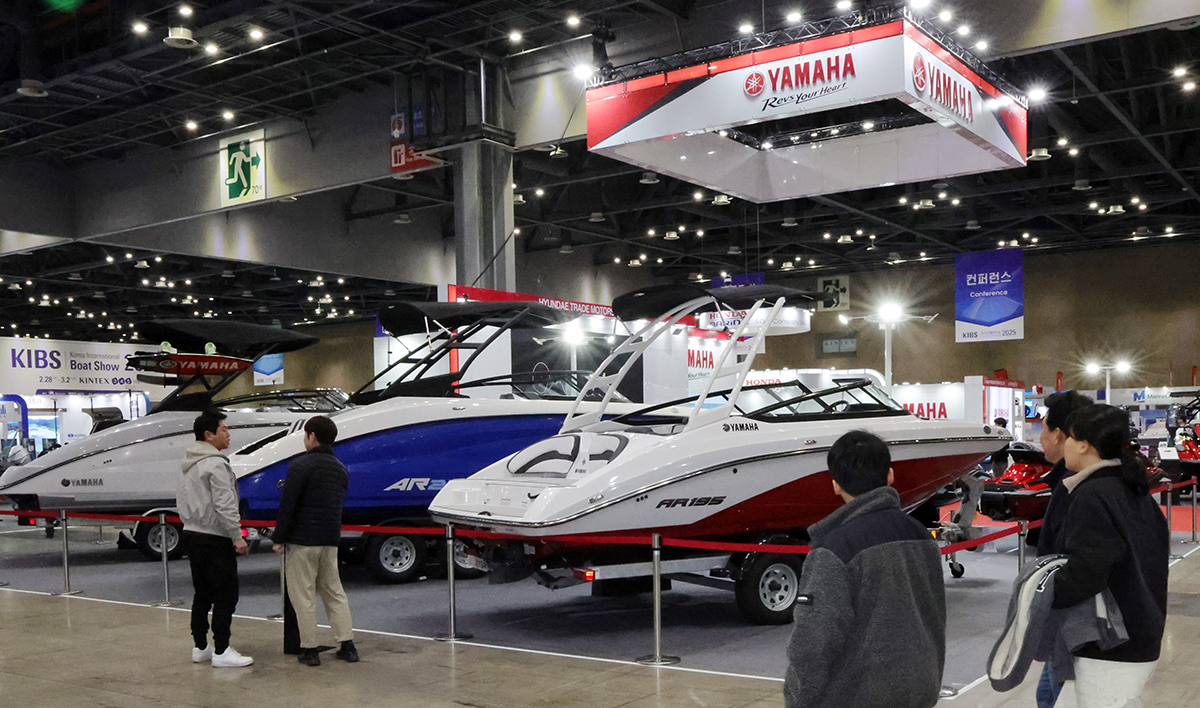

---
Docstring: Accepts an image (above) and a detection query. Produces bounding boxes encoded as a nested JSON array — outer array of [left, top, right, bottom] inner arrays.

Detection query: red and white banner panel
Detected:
[[586, 21, 1026, 203]]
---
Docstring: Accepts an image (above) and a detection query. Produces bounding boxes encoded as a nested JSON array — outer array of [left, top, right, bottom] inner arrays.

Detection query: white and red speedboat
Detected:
[[429, 284, 1010, 621]]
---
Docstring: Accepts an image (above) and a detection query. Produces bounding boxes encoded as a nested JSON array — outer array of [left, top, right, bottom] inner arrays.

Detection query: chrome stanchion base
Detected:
[[433, 632, 474, 642], [151, 600, 183, 607], [635, 654, 681, 666], [939, 686, 960, 698], [51, 590, 82, 596], [265, 613, 284, 621], [0, 581, 10, 587]]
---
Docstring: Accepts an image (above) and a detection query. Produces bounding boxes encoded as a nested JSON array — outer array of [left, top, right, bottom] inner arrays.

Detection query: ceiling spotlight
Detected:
[[717, 129, 728, 137], [185, 120, 198, 131], [573, 64, 594, 79], [204, 43, 218, 55], [898, 196, 908, 204], [956, 25, 970, 36], [566, 15, 581, 27], [693, 190, 704, 201], [178, 5, 193, 17], [712, 194, 731, 206], [695, 230, 704, 237], [640, 171, 660, 184], [222, 110, 234, 121], [938, 10, 952, 21], [786, 11, 802, 23], [738, 23, 754, 34], [862, 121, 875, 130], [974, 40, 988, 51], [647, 228, 656, 236], [508, 30, 522, 43], [836, 0, 852, 10], [1139, 203, 1148, 211], [1068, 147, 1079, 156], [1174, 67, 1187, 77], [823, 232, 831, 239], [1028, 87, 1047, 102], [950, 198, 960, 205], [1184, 81, 1197, 92], [249, 28, 264, 40], [1130, 196, 1141, 204], [1057, 137, 1069, 146], [133, 21, 148, 34], [534, 187, 545, 197]]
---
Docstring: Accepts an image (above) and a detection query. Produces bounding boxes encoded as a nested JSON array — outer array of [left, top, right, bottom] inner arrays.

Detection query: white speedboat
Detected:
[[429, 284, 1010, 622], [0, 320, 347, 558]]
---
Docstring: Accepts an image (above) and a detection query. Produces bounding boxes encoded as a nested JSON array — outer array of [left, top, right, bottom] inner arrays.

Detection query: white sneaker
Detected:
[[192, 646, 214, 663], [211, 646, 254, 668]]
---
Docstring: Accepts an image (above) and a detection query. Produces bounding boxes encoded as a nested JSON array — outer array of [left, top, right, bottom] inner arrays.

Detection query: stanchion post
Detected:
[[267, 549, 285, 621], [51, 510, 81, 596], [1017, 521, 1028, 569], [1165, 483, 1174, 535], [434, 525, 472, 641], [636, 533, 680, 666], [1192, 479, 1197, 544], [151, 512, 181, 607]]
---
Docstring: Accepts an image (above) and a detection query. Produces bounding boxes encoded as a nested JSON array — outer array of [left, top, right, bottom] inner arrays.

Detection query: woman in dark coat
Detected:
[[1052, 404, 1170, 707]]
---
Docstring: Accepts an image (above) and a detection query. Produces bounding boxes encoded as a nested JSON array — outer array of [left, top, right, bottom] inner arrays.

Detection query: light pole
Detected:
[[839, 303, 937, 390], [1085, 361, 1131, 404]]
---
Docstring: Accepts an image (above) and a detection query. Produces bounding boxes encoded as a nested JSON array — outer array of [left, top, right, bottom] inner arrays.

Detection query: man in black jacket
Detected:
[[784, 430, 945, 708], [272, 416, 358, 666]]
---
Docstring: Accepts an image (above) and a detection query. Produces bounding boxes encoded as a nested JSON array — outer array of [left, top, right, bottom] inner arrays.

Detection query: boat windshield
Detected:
[[456, 371, 630, 403], [214, 389, 350, 413], [744, 380, 908, 420], [608, 379, 907, 427]]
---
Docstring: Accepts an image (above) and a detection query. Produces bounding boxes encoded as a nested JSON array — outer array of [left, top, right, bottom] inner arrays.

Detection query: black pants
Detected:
[[185, 531, 239, 652]]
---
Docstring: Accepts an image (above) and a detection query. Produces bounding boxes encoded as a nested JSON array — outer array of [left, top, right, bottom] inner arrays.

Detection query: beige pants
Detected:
[[285, 544, 354, 648]]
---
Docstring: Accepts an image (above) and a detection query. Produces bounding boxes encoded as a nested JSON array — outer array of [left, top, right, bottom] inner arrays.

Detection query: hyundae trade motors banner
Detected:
[[954, 248, 1024, 343]]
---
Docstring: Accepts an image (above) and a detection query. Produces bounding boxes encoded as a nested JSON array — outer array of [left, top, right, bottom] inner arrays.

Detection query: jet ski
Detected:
[[0, 320, 348, 558], [428, 284, 1011, 622], [233, 299, 680, 584]]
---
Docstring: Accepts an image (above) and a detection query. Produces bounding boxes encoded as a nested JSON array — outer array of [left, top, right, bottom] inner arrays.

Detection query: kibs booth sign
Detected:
[[955, 248, 1024, 343]]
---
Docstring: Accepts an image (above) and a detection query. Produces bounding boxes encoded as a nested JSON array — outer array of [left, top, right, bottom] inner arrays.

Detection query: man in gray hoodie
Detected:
[[177, 409, 253, 668]]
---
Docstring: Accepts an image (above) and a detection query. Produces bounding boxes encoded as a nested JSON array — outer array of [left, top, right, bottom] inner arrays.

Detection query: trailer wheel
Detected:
[[451, 539, 486, 580], [134, 519, 184, 561], [365, 533, 426, 584], [736, 554, 804, 625]]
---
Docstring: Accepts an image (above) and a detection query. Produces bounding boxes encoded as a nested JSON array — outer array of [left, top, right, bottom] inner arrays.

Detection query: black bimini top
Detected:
[[378, 300, 578, 335], [137, 320, 320, 359], [612, 283, 814, 322]]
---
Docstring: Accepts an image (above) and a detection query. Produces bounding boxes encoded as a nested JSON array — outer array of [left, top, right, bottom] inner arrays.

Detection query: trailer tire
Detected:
[[736, 554, 804, 625], [134, 519, 185, 561], [365, 533, 426, 584]]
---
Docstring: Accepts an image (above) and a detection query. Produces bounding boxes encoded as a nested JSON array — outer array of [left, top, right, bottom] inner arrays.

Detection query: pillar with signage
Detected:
[[453, 142, 516, 292]]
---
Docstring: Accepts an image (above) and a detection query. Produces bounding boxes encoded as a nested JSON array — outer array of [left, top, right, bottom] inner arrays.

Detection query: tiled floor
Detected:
[[1, 548, 1198, 707]]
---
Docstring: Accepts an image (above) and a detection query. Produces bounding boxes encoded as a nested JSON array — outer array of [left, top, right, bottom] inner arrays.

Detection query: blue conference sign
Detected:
[[954, 248, 1024, 343]]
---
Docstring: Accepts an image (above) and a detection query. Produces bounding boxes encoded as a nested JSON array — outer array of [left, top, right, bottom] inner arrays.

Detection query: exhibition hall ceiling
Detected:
[[1, 1, 1199, 308], [513, 16, 1200, 278], [0, 241, 436, 342]]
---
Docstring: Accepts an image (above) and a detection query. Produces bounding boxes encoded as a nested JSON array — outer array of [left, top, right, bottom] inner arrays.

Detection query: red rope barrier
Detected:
[[662, 537, 812, 554], [940, 525, 1022, 555]]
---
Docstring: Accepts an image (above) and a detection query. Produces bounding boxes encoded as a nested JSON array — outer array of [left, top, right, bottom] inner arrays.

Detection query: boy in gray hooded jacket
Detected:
[[177, 409, 253, 668], [784, 430, 946, 708]]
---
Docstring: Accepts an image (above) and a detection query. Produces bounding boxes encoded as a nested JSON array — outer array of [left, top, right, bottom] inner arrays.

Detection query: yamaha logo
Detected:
[[722, 422, 760, 432], [913, 53, 928, 93], [744, 71, 766, 96], [61, 478, 103, 487]]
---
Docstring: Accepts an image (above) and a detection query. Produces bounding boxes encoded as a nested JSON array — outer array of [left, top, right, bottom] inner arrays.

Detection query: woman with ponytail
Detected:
[[1051, 403, 1169, 707]]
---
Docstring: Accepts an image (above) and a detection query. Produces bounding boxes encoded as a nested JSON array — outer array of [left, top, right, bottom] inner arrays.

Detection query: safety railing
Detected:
[[1, 475, 1195, 666]]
